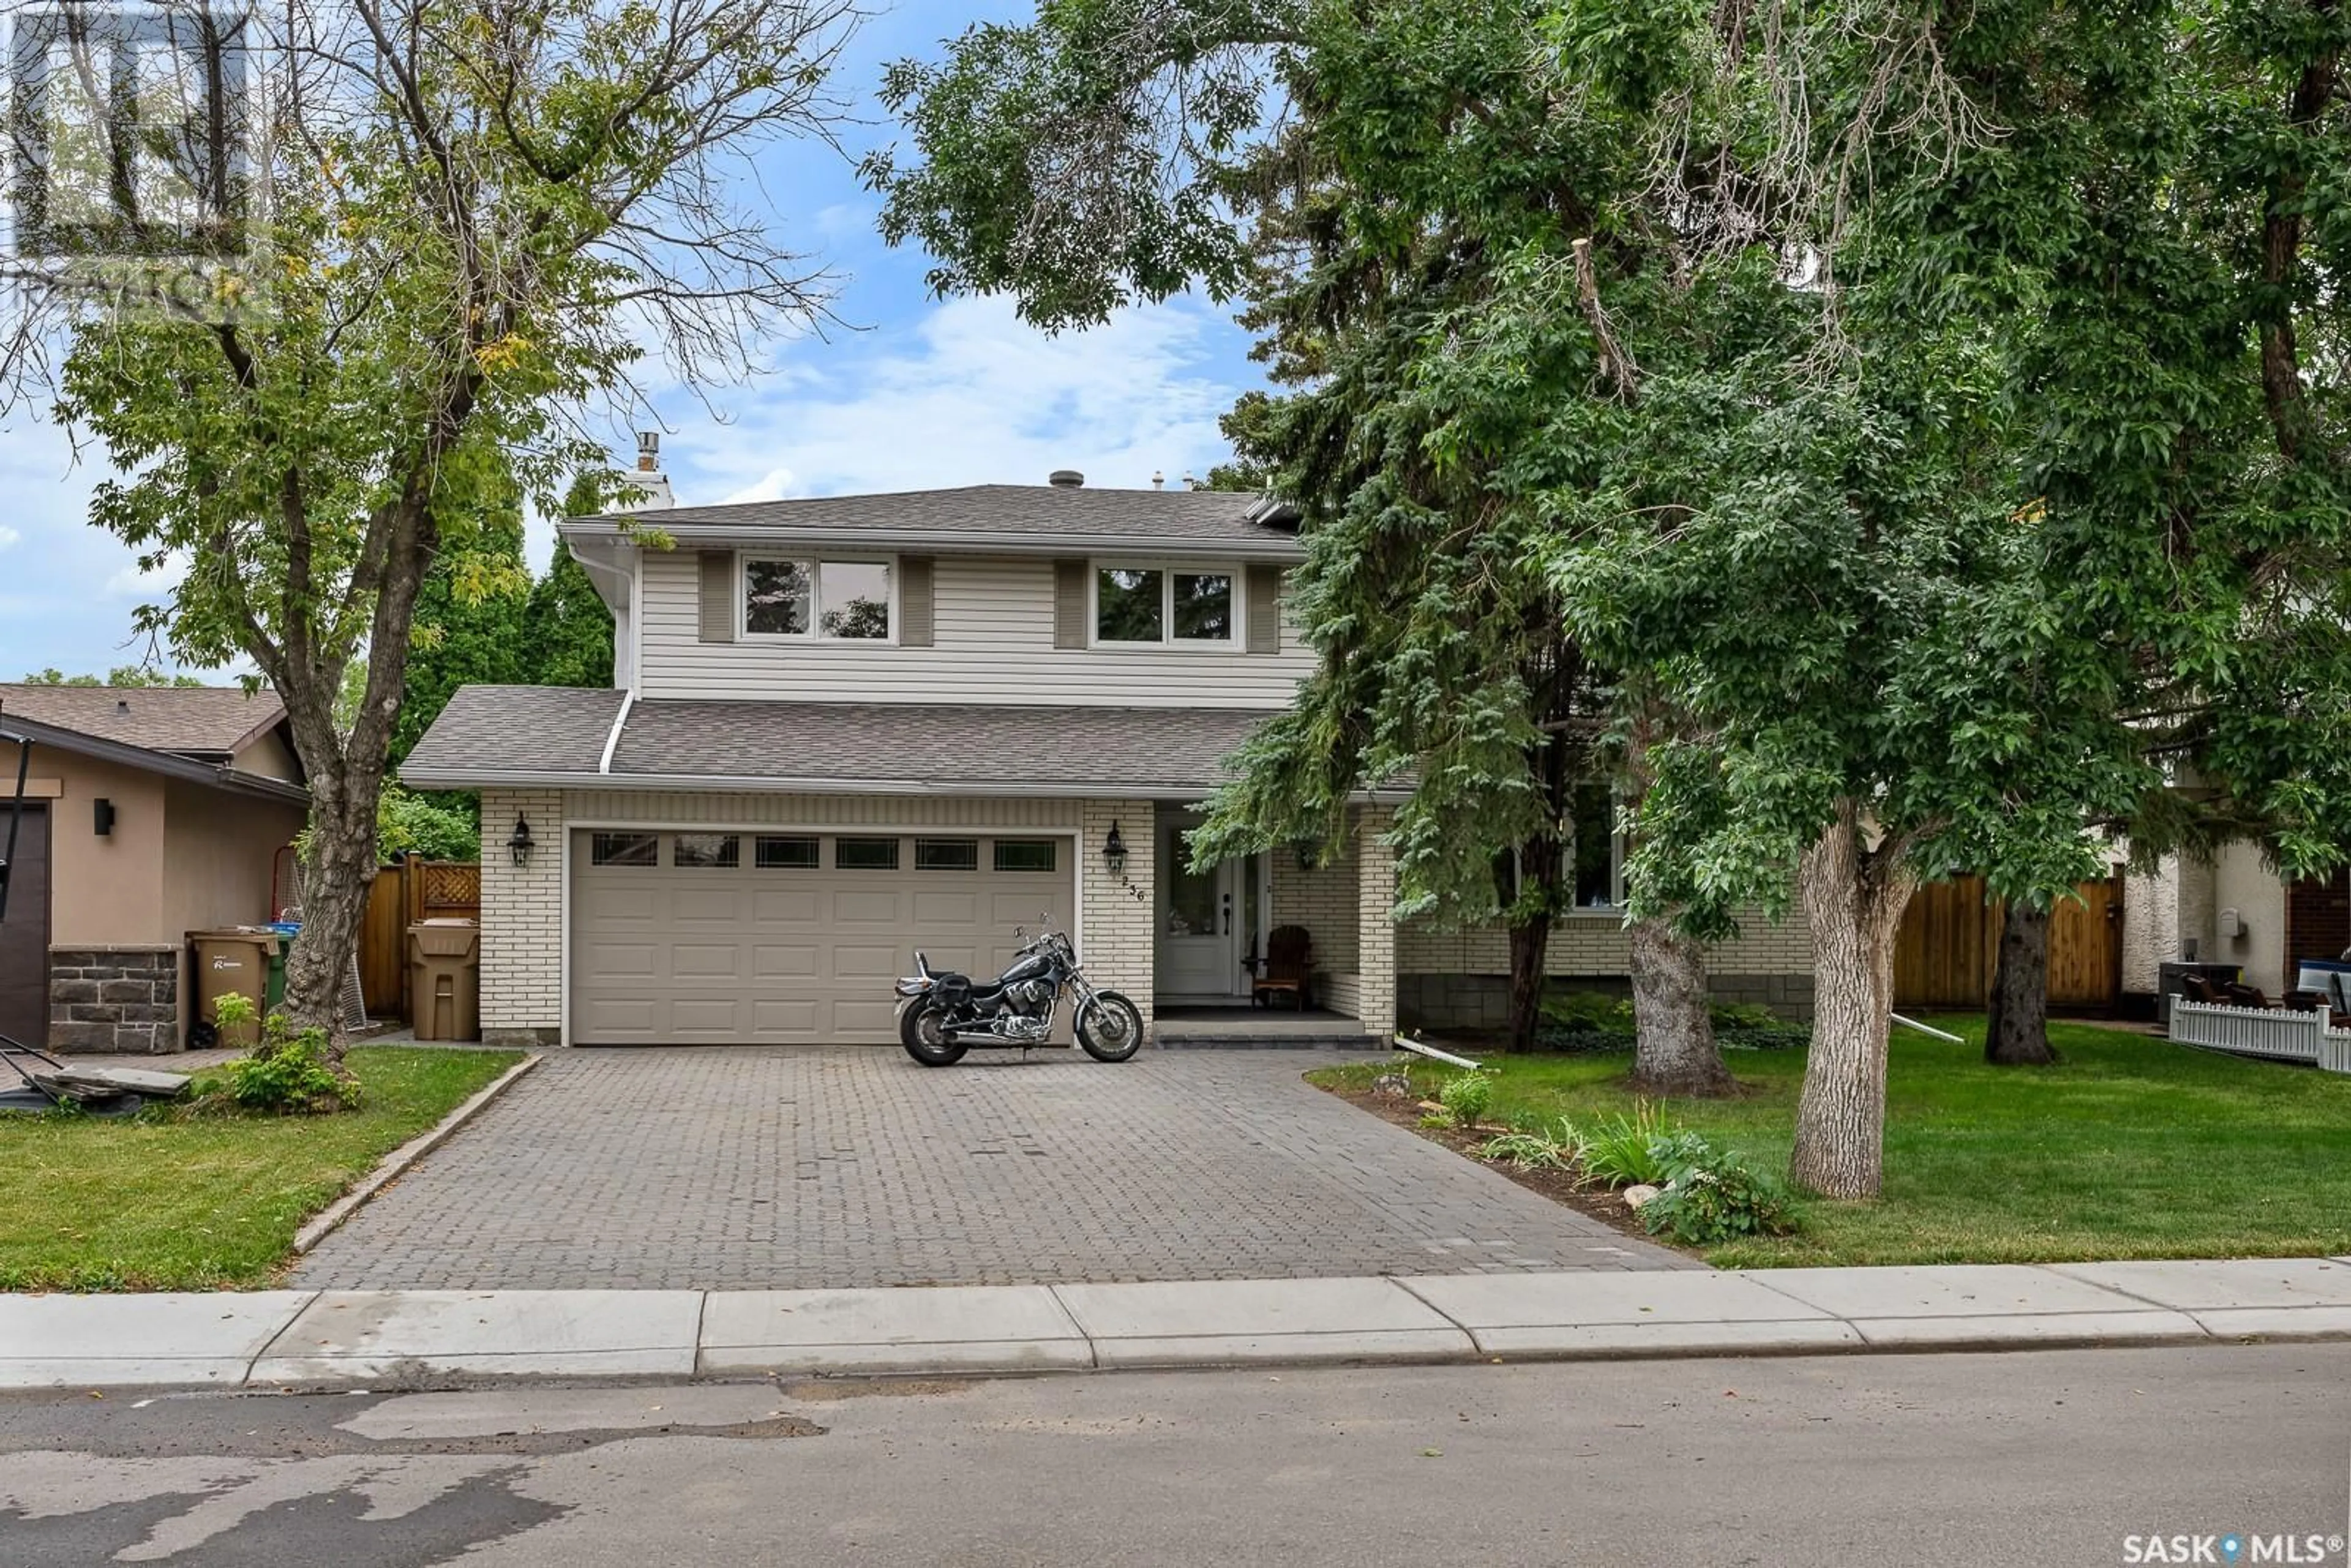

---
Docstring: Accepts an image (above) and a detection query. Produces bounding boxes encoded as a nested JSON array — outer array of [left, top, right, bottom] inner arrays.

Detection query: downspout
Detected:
[[598, 691, 634, 776]]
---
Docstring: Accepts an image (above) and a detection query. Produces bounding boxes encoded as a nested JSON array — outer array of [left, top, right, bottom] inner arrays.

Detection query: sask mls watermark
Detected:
[[2, 0, 264, 319], [2124, 1534, 2347, 1564]]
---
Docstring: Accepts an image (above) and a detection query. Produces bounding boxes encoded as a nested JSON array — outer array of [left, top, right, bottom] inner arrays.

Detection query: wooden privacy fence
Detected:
[[2169, 997, 2351, 1073], [358, 859, 482, 1020], [1893, 873, 2123, 1012]]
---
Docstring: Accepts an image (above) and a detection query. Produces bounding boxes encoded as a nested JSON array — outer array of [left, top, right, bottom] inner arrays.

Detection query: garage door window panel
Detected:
[[591, 832, 658, 867], [915, 838, 979, 871], [836, 837, 901, 870], [673, 833, 741, 869], [756, 835, 819, 869], [993, 840, 1058, 872]]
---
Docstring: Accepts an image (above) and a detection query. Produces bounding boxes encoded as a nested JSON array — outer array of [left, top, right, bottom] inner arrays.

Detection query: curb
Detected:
[[290, 1052, 542, 1255], [8, 1261, 2350, 1395]]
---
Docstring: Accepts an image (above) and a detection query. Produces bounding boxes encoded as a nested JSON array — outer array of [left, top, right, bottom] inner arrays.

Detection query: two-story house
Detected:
[[402, 467, 1818, 1048]]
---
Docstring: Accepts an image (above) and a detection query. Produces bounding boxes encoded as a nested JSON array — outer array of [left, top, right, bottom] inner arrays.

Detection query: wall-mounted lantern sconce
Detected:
[[1294, 838, 1318, 872], [508, 813, 536, 868], [92, 798, 115, 838], [1103, 822, 1128, 879]]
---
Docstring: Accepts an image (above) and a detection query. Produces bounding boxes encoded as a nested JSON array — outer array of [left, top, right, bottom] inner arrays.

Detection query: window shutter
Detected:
[[1245, 565, 1283, 654], [697, 551, 736, 643], [899, 556, 935, 647], [1053, 559, 1087, 649]]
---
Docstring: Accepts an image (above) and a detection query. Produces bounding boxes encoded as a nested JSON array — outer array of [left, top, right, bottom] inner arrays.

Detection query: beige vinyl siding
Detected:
[[561, 789, 1082, 829], [638, 549, 1315, 706]]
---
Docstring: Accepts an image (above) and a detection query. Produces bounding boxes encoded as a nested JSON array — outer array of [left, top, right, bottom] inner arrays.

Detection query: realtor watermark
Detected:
[[2123, 1534, 2347, 1564], [2, 0, 269, 320]]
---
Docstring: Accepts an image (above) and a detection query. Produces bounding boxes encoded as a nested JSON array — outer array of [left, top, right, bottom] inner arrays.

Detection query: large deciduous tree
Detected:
[[29, 0, 855, 1043]]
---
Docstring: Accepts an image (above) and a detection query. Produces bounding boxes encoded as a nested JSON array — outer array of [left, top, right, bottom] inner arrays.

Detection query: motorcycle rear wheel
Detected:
[[900, 1001, 968, 1067], [1076, 991, 1146, 1062]]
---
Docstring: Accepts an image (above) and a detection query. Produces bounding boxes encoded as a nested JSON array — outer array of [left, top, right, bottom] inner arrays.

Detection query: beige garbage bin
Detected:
[[190, 928, 281, 1047], [408, 920, 481, 1041]]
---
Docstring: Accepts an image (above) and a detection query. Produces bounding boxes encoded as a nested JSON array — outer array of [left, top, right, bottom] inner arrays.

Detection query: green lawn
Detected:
[[1315, 1018, 2351, 1268], [0, 1046, 521, 1291]]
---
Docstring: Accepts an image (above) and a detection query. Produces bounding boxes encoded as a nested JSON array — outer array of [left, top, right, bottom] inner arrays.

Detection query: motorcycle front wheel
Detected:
[[1076, 991, 1146, 1062], [900, 1000, 968, 1067]]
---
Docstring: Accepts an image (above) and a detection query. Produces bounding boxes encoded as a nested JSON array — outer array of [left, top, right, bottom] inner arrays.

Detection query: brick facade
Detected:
[[1269, 837, 1359, 977], [47, 946, 179, 1054], [478, 786, 563, 1046], [1079, 798, 1157, 1026], [1354, 806, 1398, 1037]]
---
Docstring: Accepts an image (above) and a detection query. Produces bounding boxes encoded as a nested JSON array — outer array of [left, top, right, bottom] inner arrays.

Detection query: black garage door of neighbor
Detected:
[[0, 804, 51, 1049]]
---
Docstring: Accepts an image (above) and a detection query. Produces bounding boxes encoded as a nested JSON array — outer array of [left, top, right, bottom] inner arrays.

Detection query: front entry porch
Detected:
[[1149, 803, 1397, 1039]]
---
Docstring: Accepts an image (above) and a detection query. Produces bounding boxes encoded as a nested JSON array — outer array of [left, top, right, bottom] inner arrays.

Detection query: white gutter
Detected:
[[399, 765, 1406, 806], [596, 689, 635, 775]]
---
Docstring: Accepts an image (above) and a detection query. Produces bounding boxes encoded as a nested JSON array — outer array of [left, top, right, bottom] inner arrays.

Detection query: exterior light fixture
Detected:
[[1103, 822, 1128, 879], [507, 813, 536, 868], [1294, 838, 1319, 872]]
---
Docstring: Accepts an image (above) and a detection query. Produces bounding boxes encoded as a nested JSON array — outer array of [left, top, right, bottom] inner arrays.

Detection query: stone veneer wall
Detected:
[[48, 946, 180, 1054], [1400, 970, 1817, 1033]]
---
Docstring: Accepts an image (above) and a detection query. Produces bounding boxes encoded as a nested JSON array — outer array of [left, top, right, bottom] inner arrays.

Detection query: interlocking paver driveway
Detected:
[[291, 1049, 1696, 1289]]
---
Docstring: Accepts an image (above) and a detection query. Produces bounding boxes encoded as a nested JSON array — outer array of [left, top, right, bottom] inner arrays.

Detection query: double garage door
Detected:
[[571, 828, 1076, 1045]]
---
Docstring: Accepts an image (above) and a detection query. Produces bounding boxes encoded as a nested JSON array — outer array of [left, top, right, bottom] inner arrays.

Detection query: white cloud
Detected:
[[0, 526, 18, 550], [721, 465, 800, 505], [651, 292, 1256, 508], [106, 549, 189, 599]]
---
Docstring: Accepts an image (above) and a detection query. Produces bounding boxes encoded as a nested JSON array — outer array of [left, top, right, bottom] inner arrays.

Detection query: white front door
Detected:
[[1158, 817, 1237, 996]]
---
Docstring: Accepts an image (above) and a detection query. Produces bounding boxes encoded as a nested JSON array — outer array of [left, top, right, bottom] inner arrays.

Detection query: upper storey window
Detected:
[[744, 558, 892, 639], [1094, 565, 1235, 646]]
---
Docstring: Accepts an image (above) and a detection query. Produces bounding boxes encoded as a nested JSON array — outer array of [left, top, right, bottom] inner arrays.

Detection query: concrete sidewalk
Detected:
[[6, 1258, 2349, 1390]]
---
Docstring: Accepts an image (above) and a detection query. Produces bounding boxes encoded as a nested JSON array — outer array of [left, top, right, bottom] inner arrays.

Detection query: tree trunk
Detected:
[[279, 770, 385, 1059], [1984, 899, 2057, 1065], [1504, 914, 1552, 1054], [1627, 915, 1733, 1095], [1789, 803, 1917, 1199]]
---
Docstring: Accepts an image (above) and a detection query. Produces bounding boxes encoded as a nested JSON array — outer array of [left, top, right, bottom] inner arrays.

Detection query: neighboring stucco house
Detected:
[[0, 684, 309, 1052], [2123, 844, 2351, 1008], [402, 470, 1818, 1048]]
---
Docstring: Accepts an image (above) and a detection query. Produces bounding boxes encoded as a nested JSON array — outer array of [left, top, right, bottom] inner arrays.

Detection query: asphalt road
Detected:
[[3, 1346, 2347, 1566]]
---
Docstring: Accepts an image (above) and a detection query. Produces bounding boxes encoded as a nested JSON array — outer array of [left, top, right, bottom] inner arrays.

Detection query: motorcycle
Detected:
[[893, 920, 1145, 1067]]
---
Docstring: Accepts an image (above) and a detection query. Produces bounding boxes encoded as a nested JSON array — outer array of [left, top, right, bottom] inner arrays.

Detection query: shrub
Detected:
[[195, 997, 358, 1115], [1708, 1000, 1781, 1030], [1477, 1123, 1577, 1171], [1638, 1142, 1799, 1245], [1538, 989, 1634, 1030], [1437, 1071, 1494, 1125], [1577, 1102, 1678, 1187]]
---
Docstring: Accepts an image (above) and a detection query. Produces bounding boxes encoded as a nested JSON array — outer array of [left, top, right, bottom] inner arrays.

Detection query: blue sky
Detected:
[[0, 1, 1268, 681]]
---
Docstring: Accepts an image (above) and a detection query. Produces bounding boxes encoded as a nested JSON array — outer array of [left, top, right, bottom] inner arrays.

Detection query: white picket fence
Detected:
[[2167, 997, 2351, 1074]]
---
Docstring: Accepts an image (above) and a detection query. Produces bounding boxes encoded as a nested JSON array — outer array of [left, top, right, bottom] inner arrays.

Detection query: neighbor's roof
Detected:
[[0, 682, 288, 760], [400, 685, 1281, 798], [558, 484, 1305, 560]]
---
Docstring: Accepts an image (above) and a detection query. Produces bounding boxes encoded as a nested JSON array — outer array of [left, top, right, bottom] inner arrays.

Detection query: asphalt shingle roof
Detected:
[[401, 685, 626, 778], [574, 484, 1300, 550], [399, 686, 1277, 794], [0, 683, 285, 757]]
